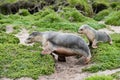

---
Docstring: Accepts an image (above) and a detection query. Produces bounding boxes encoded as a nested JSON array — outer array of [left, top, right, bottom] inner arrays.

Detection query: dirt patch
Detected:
[[0, 78, 13, 80], [110, 26, 120, 33], [15, 28, 33, 46], [98, 26, 120, 34], [38, 56, 91, 80], [15, 28, 29, 45], [98, 21, 120, 34], [38, 57, 120, 80]]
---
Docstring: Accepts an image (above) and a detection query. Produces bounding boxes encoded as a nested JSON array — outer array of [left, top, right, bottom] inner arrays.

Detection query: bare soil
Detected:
[[3, 24, 120, 80]]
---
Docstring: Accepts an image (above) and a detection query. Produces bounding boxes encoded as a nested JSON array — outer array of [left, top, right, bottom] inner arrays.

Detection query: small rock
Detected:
[[6, 25, 14, 33]]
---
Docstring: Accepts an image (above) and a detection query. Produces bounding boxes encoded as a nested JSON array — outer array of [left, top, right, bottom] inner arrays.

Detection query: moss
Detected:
[[39, 12, 67, 23], [0, 14, 5, 19], [0, 6, 105, 34], [85, 75, 114, 80], [33, 22, 80, 32], [110, 2, 120, 9], [0, 0, 18, 4], [0, 24, 6, 33], [115, 5, 120, 10], [0, 18, 13, 24], [92, 1, 109, 13], [84, 21, 106, 30], [59, 7, 92, 22], [18, 9, 30, 16], [0, 43, 55, 79], [83, 33, 120, 72], [67, 0, 93, 16], [0, 32, 20, 44], [33, 8, 55, 19], [111, 71, 120, 80], [94, 9, 111, 21], [0, 0, 28, 4], [104, 11, 120, 26]]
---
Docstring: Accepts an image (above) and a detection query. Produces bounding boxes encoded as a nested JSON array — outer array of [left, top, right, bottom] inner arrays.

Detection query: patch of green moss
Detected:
[[94, 9, 111, 21], [0, 43, 55, 79], [0, 32, 19, 44], [110, 2, 120, 9], [115, 5, 120, 10], [111, 71, 120, 80], [33, 8, 55, 19], [0, 24, 6, 33], [18, 9, 30, 16], [39, 13, 68, 23], [0, 14, 5, 19], [0, 0, 28, 4], [83, 33, 120, 72], [0, 0, 16, 4], [92, 1, 109, 12], [85, 75, 114, 80], [0, 14, 21, 25], [67, 0, 93, 16], [0, 7, 106, 34], [84, 21, 106, 30], [33, 22, 80, 32], [104, 11, 120, 26], [59, 7, 88, 22], [0, 18, 13, 24]]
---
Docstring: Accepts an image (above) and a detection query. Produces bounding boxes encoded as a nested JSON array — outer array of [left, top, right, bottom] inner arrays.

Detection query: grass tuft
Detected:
[[59, 7, 91, 22], [104, 11, 120, 26], [39, 12, 67, 23], [85, 75, 114, 80], [67, 0, 93, 16], [111, 71, 120, 80], [94, 9, 111, 21], [0, 43, 55, 79], [0, 32, 19, 44], [18, 9, 30, 16]]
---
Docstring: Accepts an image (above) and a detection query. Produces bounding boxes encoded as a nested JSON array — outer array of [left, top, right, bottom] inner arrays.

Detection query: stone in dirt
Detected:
[[6, 25, 14, 33]]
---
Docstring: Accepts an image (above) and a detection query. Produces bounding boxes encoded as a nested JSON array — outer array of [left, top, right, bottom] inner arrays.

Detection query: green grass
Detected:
[[104, 11, 120, 26], [0, 32, 19, 44], [59, 7, 91, 22], [85, 71, 120, 80], [0, 0, 120, 80], [82, 33, 120, 72], [33, 22, 80, 32], [0, 0, 17, 4], [0, 8, 105, 34], [67, 0, 93, 16], [111, 71, 120, 80], [0, 23, 55, 79], [85, 75, 114, 80], [0, 43, 55, 79], [18, 9, 30, 16], [0, 24, 6, 33], [0, 4, 119, 79], [84, 21, 106, 30], [110, 2, 120, 10], [39, 12, 68, 23], [94, 9, 111, 21]]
